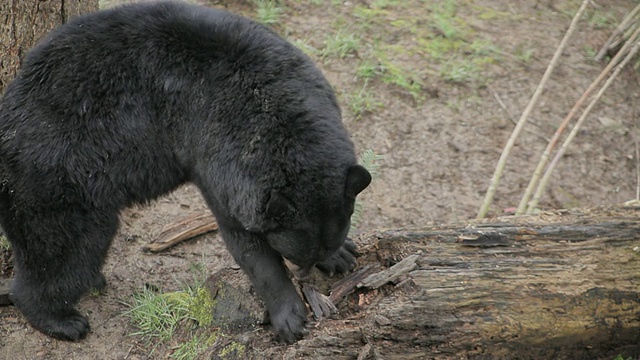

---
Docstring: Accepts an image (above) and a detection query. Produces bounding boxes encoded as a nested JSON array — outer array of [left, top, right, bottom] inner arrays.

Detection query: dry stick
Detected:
[[595, 2, 640, 61], [527, 41, 640, 213], [516, 25, 640, 215], [635, 139, 640, 201], [610, 19, 640, 58], [476, 0, 591, 219]]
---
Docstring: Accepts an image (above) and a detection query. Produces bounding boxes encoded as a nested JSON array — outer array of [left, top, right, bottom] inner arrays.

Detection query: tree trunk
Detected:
[[0, 0, 98, 93], [202, 204, 640, 359]]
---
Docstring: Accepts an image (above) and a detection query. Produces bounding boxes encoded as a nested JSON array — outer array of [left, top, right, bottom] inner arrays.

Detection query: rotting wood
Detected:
[[143, 214, 218, 252], [266, 205, 640, 359]]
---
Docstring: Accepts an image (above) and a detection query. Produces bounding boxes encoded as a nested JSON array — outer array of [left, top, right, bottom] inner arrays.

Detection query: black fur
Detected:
[[0, 1, 371, 343]]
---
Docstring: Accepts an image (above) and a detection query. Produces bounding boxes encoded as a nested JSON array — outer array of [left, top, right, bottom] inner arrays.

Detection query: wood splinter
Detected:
[[143, 213, 218, 252], [301, 283, 337, 319]]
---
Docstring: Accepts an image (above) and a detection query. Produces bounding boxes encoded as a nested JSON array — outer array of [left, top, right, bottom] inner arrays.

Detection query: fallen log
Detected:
[[200, 204, 640, 359]]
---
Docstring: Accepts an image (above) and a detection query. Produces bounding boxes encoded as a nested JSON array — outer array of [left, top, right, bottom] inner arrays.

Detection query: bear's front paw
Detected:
[[315, 238, 358, 276], [38, 310, 90, 341], [270, 296, 309, 343], [91, 272, 107, 293]]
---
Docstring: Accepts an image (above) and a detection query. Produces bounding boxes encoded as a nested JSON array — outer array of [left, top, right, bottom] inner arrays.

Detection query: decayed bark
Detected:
[[0, 0, 98, 93]]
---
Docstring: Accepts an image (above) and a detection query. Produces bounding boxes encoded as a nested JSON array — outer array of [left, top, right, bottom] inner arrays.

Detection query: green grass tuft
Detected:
[[345, 82, 383, 119], [124, 287, 191, 343], [170, 331, 218, 360], [253, 0, 284, 26], [322, 28, 360, 59]]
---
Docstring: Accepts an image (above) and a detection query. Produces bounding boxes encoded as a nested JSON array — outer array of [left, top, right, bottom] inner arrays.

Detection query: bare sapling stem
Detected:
[[476, 0, 590, 219], [516, 25, 640, 215], [527, 41, 640, 213]]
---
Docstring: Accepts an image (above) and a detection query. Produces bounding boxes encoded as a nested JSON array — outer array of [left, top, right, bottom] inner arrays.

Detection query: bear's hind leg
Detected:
[[8, 210, 118, 341]]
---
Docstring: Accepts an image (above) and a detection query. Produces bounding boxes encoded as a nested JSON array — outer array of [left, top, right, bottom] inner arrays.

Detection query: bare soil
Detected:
[[1, 0, 639, 359]]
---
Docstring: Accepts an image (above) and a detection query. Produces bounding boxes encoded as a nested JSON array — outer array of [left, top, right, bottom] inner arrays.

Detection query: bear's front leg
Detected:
[[220, 228, 308, 343]]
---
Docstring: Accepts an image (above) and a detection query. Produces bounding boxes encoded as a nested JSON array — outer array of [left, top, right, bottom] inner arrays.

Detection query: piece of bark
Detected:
[[328, 265, 380, 303], [144, 214, 218, 252], [358, 253, 419, 289], [0, 279, 12, 306], [301, 283, 337, 319]]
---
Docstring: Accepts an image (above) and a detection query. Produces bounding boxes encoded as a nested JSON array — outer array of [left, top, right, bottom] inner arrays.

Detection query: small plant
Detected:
[[587, 10, 616, 29], [514, 42, 536, 64], [431, 0, 462, 40], [356, 61, 385, 80], [358, 149, 384, 178], [322, 28, 360, 59], [253, 0, 284, 26], [440, 58, 479, 83], [613, 356, 634, 360], [124, 286, 191, 343], [170, 331, 217, 360], [516, 47, 535, 64], [0, 235, 10, 251], [373, 51, 424, 100], [583, 45, 597, 59], [354, 6, 386, 27], [88, 288, 102, 297], [345, 83, 383, 119], [372, 0, 398, 9], [292, 39, 320, 57]]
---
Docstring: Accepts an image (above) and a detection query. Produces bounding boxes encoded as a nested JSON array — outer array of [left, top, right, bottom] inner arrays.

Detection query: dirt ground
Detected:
[[1, 0, 639, 359]]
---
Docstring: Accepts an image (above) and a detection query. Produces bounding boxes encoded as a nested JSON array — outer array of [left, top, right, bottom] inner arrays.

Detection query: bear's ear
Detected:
[[265, 190, 296, 220], [345, 164, 372, 197]]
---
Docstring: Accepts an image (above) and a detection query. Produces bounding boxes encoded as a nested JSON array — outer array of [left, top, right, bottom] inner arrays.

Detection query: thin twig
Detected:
[[476, 0, 591, 219], [633, 92, 639, 201], [634, 139, 640, 201], [516, 25, 640, 215], [527, 41, 640, 212]]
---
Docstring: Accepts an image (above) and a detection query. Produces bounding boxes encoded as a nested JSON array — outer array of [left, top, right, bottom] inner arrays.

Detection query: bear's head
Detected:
[[262, 164, 371, 274]]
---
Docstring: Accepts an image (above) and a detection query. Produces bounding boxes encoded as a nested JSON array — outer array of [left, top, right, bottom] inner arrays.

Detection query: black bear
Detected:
[[0, 1, 371, 343]]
